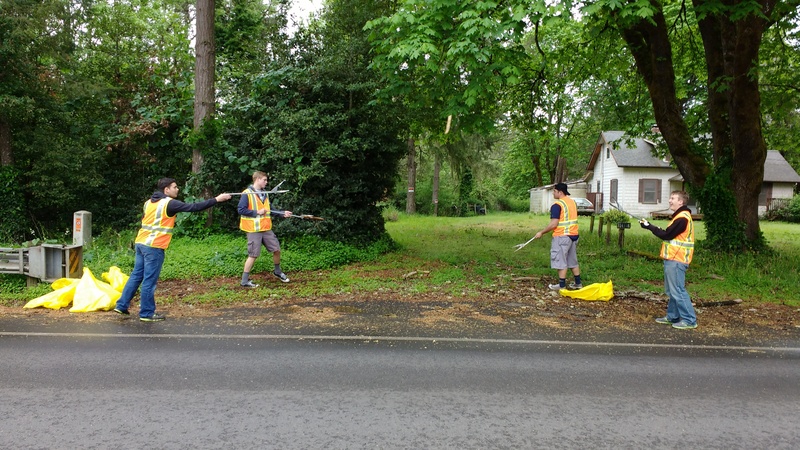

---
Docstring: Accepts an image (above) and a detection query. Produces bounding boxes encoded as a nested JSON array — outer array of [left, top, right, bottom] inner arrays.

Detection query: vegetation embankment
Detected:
[[2, 214, 799, 309]]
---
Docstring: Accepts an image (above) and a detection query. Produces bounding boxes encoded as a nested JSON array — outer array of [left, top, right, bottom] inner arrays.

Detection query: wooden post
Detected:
[[605, 221, 611, 244], [598, 216, 604, 239], [589, 215, 595, 233], [618, 227, 625, 249]]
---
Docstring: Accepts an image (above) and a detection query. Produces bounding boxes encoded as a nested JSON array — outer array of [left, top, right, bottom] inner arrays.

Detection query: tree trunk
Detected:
[[433, 152, 440, 216], [0, 120, 11, 166], [195, 0, 215, 225], [406, 137, 416, 214]]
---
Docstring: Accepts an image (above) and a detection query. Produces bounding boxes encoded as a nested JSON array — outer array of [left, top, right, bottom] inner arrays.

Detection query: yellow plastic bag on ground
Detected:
[[560, 280, 614, 301], [102, 266, 129, 293], [23, 278, 80, 310], [69, 268, 121, 313]]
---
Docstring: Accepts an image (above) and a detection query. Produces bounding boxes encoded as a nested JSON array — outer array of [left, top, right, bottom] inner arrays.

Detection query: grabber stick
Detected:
[[513, 235, 538, 252]]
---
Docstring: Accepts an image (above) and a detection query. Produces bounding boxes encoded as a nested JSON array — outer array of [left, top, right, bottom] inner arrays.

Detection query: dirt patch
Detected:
[[4, 275, 799, 343]]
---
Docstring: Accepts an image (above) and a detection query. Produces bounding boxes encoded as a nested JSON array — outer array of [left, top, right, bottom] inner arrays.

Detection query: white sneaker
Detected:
[[548, 283, 563, 291]]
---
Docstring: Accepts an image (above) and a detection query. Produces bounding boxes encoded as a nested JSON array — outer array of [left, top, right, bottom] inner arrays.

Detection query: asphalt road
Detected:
[[1, 318, 799, 449]]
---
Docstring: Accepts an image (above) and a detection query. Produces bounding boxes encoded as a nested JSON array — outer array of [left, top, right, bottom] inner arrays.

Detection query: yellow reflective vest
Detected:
[[661, 210, 694, 264], [134, 198, 175, 249], [552, 197, 578, 237], [239, 189, 272, 232]]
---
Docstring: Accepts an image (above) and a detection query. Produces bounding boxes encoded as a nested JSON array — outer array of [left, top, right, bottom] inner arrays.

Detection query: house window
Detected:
[[610, 179, 618, 202], [596, 181, 600, 193], [638, 179, 662, 204], [606, 147, 610, 159]]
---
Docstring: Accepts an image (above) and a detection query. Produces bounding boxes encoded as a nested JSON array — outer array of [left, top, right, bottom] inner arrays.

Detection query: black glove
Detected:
[[639, 219, 650, 228]]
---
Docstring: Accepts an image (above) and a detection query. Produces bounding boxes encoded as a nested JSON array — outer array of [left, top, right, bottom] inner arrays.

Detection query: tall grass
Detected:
[[2, 213, 799, 307]]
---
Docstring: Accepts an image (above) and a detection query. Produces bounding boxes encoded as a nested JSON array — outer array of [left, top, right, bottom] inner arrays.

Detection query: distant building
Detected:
[[529, 131, 800, 217]]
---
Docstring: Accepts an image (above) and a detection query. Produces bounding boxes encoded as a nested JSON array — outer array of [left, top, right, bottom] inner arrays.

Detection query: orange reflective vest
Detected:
[[661, 210, 694, 264], [552, 197, 578, 237], [134, 198, 175, 249], [239, 189, 272, 232]]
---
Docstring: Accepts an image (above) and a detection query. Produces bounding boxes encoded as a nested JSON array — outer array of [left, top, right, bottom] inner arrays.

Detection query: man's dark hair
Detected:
[[157, 177, 177, 191]]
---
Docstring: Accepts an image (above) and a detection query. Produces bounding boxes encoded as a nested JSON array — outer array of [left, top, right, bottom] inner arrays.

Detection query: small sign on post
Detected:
[[73, 211, 92, 249]]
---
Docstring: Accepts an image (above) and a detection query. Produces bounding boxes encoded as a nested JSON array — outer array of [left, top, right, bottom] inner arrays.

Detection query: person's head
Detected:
[[669, 190, 689, 211], [553, 182, 571, 199], [157, 177, 179, 198], [252, 171, 268, 189]]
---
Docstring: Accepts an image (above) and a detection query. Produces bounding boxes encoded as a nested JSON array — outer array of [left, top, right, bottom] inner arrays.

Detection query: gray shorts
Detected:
[[550, 236, 579, 269], [247, 231, 280, 257]]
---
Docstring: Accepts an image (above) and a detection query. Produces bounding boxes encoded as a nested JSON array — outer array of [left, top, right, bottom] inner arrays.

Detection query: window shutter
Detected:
[[638, 180, 644, 203], [656, 179, 662, 203]]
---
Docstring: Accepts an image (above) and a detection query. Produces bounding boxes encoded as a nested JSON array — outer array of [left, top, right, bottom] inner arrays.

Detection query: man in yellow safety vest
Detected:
[[534, 183, 582, 291], [640, 190, 697, 329]]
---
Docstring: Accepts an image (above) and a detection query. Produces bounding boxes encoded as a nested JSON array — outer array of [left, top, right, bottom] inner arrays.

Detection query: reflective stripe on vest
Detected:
[[553, 197, 578, 237], [660, 210, 694, 264], [134, 198, 175, 249], [239, 189, 272, 232]]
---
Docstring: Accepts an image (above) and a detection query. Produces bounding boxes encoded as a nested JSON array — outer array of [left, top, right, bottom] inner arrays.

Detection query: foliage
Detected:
[[601, 209, 631, 225], [0, 166, 27, 242], [768, 195, 800, 223]]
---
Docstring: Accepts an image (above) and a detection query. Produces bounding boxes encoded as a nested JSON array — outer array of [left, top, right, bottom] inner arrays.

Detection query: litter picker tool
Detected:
[[609, 200, 644, 222], [513, 235, 538, 252], [221, 181, 290, 196], [274, 211, 325, 221]]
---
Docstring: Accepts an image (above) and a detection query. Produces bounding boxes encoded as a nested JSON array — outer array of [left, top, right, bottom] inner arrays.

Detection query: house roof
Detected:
[[669, 150, 800, 183], [764, 150, 800, 183], [587, 131, 672, 171]]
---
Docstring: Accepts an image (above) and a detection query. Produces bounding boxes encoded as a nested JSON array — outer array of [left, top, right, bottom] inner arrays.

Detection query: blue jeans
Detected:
[[663, 259, 696, 325], [116, 244, 166, 318]]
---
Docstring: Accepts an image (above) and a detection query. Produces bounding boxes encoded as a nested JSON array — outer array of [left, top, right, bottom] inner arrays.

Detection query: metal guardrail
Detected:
[[0, 244, 82, 284]]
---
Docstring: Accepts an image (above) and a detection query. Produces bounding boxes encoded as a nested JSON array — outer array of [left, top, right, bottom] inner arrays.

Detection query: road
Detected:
[[1, 323, 799, 449]]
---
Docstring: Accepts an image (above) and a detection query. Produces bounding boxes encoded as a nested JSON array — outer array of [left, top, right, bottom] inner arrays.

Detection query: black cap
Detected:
[[554, 182, 570, 195]]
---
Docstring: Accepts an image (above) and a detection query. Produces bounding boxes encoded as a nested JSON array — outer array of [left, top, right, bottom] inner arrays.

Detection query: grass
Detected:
[[2, 213, 800, 307]]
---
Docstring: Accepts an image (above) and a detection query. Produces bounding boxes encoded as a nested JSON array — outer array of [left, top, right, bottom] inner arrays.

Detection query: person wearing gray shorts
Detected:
[[533, 183, 582, 291], [238, 171, 293, 287]]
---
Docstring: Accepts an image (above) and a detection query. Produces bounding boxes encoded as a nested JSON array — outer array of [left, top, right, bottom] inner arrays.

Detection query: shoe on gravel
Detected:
[[568, 283, 583, 290], [273, 271, 290, 283], [113, 308, 130, 316], [241, 280, 259, 288], [548, 283, 564, 291], [655, 316, 677, 325], [140, 313, 165, 322], [672, 320, 698, 329]]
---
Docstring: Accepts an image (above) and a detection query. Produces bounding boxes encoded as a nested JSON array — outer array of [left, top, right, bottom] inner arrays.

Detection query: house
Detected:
[[529, 131, 800, 217]]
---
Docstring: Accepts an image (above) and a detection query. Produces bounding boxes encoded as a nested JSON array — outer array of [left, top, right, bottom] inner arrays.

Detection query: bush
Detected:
[[601, 209, 631, 225], [769, 195, 800, 223]]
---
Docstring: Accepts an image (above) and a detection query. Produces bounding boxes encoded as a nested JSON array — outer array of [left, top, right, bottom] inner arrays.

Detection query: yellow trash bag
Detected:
[[560, 280, 614, 302], [102, 266, 129, 293], [23, 278, 80, 310], [69, 267, 122, 313]]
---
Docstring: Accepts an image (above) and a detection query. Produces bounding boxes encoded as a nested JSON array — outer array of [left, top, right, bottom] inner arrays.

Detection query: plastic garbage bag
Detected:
[[69, 267, 121, 313], [560, 280, 614, 302], [23, 278, 80, 310], [102, 266, 129, 293]]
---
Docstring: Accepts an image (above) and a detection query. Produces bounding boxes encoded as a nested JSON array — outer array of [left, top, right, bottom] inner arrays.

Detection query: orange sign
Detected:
[[75, 217, 82, 232]]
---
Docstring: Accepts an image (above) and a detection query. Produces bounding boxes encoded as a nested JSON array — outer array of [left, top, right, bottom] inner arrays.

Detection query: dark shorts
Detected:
[[247, 231, 280, 257]]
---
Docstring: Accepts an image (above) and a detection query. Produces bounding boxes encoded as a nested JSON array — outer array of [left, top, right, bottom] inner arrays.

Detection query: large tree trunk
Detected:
[[433, 152, 440, 216], [194, 0, 215, 224], [406, 137, 416, 214], [0, 120, 11, 166], [618, 2, 773, 249]]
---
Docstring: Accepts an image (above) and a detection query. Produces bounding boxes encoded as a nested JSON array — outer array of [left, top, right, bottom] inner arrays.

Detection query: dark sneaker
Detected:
[[140, 313, 165, 322], [672, 320, 698, 329], [273, 271, 290, 283], [655, 316, 677, 325], [241, 280, 259, 288], [568, 283, 583, 290], [113, 308, 130, 316], [548, 283, 564, 291]]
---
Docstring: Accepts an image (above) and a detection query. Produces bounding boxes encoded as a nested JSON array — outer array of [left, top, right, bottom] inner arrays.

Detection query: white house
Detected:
[[529, 131, 800, 217]]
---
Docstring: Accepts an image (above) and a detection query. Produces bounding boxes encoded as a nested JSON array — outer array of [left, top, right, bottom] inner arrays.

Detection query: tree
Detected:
[[368, 0, 800, 250]]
